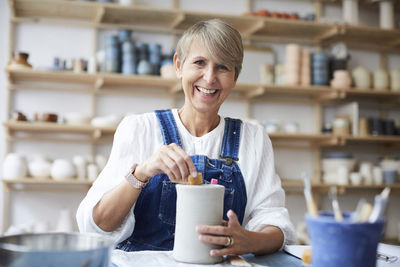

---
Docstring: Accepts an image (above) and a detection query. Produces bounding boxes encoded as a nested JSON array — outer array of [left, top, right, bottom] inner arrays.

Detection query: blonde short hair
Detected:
[[176, 19, 243, 80]]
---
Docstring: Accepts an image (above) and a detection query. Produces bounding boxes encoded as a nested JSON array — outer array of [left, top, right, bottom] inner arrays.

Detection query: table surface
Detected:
[[111, 250, 302, 267]]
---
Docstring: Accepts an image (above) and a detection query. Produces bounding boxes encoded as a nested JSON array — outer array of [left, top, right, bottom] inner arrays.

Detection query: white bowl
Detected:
[[322, 158, 356, 173]]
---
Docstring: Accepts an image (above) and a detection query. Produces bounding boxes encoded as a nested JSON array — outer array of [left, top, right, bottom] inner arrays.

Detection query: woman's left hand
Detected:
[[196, 209, 252, 256]]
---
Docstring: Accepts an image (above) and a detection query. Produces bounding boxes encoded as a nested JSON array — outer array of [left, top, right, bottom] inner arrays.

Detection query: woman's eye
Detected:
[[217, 65, 229, 71], [194, 60, 204, 65]]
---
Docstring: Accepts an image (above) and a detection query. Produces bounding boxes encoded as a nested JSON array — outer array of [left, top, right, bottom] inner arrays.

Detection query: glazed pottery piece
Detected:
[[390, 69, 400, 91], [72, 155, 86, 180], [3, 153, 27, 179], [379, 0, 394, 29], [51, 159, 76, 180], [173, 184, 224, 264], [352, 66, 370, 89], [28, 156, 51, 179], [373, 69, 389, 91]]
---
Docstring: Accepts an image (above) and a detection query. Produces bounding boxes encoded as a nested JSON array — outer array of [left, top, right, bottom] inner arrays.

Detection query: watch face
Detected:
[[331, 42, 347, 59]]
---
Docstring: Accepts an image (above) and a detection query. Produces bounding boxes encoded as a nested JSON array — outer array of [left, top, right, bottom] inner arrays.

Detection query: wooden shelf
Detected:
[[6, 68, 179, 93], [4, 121, 116, 135], [343, 135, 400, 144], [282, 179, 400, 193], [9, 0, 400, 52], [2, 177, 92, 185], [2, 177, 93, 192]]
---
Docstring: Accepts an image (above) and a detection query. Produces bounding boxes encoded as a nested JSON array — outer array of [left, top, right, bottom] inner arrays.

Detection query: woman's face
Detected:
[[174, 40, 236, 115]]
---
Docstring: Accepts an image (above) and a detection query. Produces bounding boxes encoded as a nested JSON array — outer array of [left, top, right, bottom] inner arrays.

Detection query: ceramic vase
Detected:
[[50, 159, 76, 180], [379, 0, 394, 29], [173, 184, 224, 264], [3, 153, 28, 179], [28, 156, 51, 179], [352, 66, 370, 89], [373, 69, 389, 91], [390, 69, 400, 91], [342, 0, 359, 25]]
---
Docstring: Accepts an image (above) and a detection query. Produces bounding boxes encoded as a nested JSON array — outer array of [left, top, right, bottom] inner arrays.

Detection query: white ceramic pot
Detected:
[[350, 172, 362, 185], [342, 0, 359, 25], [28, 157, 51, 179], [63, 113, 90, 125], [51, 159, 76, 180], [359, 161, 373, 185], [282, 122, 299, 134], [390, 69, 400, 91], [352, 66, 370, 89], [87, 163, 99, 181], [265, 121, 280, 134], [372, 166, 383, 185], [3, 153, 28, 179], [379, 0, 394, 29], [72, 155, 86, 180], [173, 184, 224, 264], [373, 69, 389, 91]]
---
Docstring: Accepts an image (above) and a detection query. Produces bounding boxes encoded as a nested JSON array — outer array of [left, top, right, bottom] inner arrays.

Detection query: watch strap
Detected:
[[125, 164, 148, 189]]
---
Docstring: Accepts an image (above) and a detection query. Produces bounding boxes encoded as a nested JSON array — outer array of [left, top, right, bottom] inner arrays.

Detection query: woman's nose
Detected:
[[203, 66, 216, 83]]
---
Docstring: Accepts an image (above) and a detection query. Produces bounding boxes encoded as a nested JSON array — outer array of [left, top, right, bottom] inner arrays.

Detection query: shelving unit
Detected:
[[3, 0, 400, 234]]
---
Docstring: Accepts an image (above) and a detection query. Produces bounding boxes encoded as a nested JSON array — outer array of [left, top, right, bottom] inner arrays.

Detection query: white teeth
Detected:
[[196, 86, 217, 94]]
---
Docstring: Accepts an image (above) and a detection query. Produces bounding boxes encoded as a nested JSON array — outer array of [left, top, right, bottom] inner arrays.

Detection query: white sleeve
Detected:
[[243, 126, 296, 247], [76, 115, 142, 243]]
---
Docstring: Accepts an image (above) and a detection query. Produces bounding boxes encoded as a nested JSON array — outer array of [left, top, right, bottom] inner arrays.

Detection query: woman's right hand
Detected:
[[134, 143, 197, 183]]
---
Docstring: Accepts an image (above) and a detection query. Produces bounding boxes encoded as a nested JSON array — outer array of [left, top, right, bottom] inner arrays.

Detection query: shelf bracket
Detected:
[[313, 25, 340, 43], [170, 13, 185, 29], [93, 129, 102, 139], [242, 20, 265, 37], [245, 86, 265, 99], [315, 90, 341, 101], [95, 77, 104, 90], [94, 6, 106, 25]]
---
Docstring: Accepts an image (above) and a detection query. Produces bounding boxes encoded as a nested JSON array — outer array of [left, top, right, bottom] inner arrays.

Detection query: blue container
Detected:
[[306, 212, 384, 267], [383, 170, 397, 184], [118, 29, 132, 43]]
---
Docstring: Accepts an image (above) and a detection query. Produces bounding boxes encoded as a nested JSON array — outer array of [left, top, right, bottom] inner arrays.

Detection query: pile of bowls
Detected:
[[311, 52, 329, 85], [322, 152, 356, 185]]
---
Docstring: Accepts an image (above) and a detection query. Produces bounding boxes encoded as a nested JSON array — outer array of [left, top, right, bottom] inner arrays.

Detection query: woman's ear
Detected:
[[173, 53, 182, 79]]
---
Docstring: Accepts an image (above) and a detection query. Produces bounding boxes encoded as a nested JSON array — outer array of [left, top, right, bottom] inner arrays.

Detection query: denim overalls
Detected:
[[116, 109, 247, 251]]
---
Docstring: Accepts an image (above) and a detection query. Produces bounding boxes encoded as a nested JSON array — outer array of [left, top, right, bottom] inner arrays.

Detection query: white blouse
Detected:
[[76, 109, 296, 247]]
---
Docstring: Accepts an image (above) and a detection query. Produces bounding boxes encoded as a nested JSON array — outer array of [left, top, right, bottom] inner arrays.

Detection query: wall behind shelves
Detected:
[[0, 0, 400, 241]]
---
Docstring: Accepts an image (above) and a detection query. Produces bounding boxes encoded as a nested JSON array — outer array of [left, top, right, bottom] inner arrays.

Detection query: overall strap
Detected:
[[220, 117, 242, 165], [155, 109, 183, 147]]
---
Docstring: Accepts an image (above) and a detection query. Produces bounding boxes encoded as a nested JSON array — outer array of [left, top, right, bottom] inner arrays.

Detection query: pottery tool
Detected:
[[328, 186, 343, 222], [227, 255, 252, 267], [188, 172, 203, 185], [369, 187, 391, 223], [352, 198, 373, 222], [301, 172, 318, 217]]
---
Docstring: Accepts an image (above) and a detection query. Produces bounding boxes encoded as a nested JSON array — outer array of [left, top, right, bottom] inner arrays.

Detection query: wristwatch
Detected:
[[125, 164, 148, 189]]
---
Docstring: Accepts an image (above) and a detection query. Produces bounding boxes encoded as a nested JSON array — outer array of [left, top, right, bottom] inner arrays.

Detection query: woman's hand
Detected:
[[135, 143, 197, 183], [196, 210, 252, 256], [196, 210, 284, 256]]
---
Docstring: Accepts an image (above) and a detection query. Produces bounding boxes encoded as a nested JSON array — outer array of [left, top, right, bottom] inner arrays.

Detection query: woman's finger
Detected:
[[227, 210, 239, 226], [210, 247, 233, 257], [196, 225, 228, 236], [198, 234, 229, 246], [168, 143, 197, 180], [159, 148, 182, 181], [170, 143, 197, 180]]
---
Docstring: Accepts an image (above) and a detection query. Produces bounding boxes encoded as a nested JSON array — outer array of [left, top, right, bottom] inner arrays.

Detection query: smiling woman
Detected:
[[76, 19, 296, 259]]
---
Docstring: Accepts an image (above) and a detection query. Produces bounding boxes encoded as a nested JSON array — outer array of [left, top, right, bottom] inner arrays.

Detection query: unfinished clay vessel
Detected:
[[173, 184, 224, 264]]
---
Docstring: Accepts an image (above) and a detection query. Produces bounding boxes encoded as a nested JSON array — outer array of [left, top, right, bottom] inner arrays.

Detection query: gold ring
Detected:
[[225, 236, 234, 247]]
